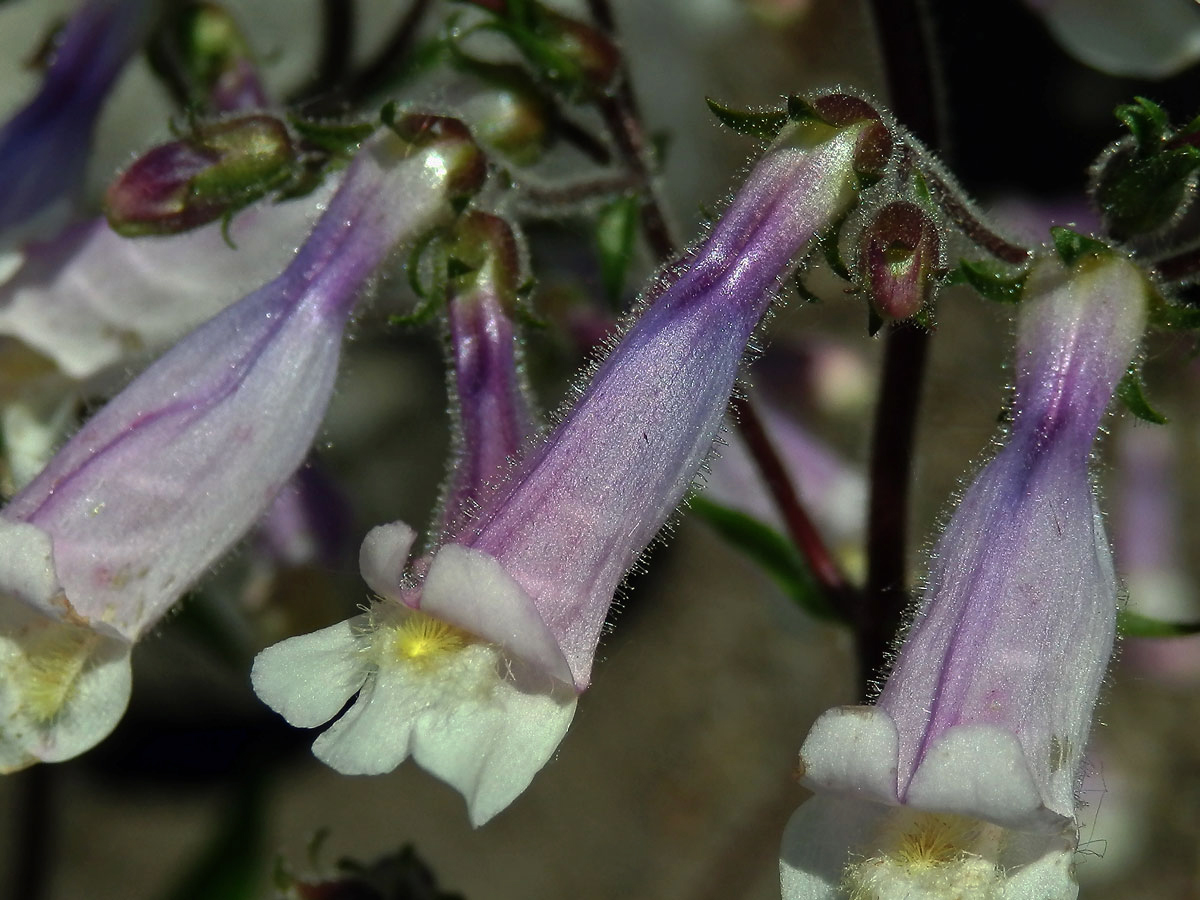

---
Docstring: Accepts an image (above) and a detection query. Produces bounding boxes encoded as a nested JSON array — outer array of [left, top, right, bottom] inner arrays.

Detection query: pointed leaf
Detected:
[[1115, 97, 1169, 154], [705, 97, 787, 139], [1050, 227, 1111, 267], [595, 193, 640, 303], [1116, 367, 1168, 424], [953, 258, 1028, 304], [688, 497, 842, 623], [1119, 609, 1200, 637]]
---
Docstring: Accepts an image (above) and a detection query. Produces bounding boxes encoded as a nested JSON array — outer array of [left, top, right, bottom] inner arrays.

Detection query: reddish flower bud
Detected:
[[861, 200, 941, 320], [105, 114, 295, 236]]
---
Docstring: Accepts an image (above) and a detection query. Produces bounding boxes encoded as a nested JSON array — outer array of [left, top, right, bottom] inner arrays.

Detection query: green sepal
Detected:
[[688, 496, 843, 624], [446, 256, 474, 281], [867, 305, 885, 337], [595, 193, 640, 303], [288, 115, 377, 157], [514, 297, 549, 331], [786, 94, 819, 122], [704, 97, 787, 140], [951, 258, 1028, 304], [219, 210, 237, 250], [907, 169, 934, 207], [817, 227, 850, 281], [1050, 227, 1111, 267], [792, 268, 822, 304], [391, 232, 449, 327], [1116, 366, 1168, 424], [1147, 293, 1200, 330], [1118, 608, 1200, 637], [1115, 96, 1170, 154], [1096, 146, 1200, 236]]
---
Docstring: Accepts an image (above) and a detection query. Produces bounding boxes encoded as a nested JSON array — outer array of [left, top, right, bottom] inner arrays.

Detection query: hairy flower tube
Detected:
[[0, 118, 485, 771], [0, 182, 335, 390], [0, 0, 152, 245], [438, 211, 538, 537], [780, 247, 1151, 899], [253, 114, 879, 825]]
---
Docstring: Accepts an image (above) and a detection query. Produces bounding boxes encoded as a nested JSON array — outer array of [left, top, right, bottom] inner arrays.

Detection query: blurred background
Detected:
[[1, 0, 1200, 897]]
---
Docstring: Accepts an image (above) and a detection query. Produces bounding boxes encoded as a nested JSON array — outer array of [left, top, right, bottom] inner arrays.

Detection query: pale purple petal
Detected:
[[463, 126, 866, 685]]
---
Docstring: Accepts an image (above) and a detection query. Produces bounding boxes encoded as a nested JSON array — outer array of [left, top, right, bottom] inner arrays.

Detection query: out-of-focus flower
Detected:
[[0, 118, 485, 771], [1115, 423, 1200, 683], [1025, 0, 1200, 79], [781, 246, 1150, 899], [0, 0, 152, 246], [0, 181, 334, 390], [148, 0, 270, 113], [254, 113, 879, 825], [707, 397, 865, 548]]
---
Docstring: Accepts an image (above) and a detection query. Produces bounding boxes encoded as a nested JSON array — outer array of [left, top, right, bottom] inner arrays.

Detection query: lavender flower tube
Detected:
[[781, 247, 1150, 899], [0, 0, 151, 243], [439, 211, 538, 537], [253, 113, 880, 825], [0, 118, 484, 771]]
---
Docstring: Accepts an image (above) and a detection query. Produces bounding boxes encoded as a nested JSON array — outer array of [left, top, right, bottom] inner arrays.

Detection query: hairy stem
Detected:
[[730, 395, 854, 605]]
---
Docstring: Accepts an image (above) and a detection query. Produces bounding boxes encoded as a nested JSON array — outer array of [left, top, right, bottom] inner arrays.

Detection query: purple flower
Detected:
[[0, 119, 484, 771], [781, 249, 1150, 899], [253, 115, 876, 825], [439, 211, 538, 538], [0, 0, 152, 244]]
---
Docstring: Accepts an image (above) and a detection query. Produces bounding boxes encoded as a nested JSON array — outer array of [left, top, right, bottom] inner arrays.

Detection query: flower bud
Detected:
[[384, 113, 488, 206], [861, 200, 941, 320], [105, 114, 296, 236], [805, 92, 893, 178], [440, 212, 534, 536], [149, 1, 269, 112], [461, 0, 620, 99], [458, 67, 552, 165]]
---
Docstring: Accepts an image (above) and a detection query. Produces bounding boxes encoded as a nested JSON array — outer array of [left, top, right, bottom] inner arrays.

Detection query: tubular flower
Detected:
[[438, 211, 538, 537], [0, 0, 152, 244], [780, 247, 1151, 899], [0, 119, 485, 771], [253, 114, 879, 825]]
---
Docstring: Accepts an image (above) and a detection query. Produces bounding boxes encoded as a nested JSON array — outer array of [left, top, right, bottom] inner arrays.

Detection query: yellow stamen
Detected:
[[375, 608, 466, 667], [15, 623, 99, 723], [842, 810, 1006, 899]]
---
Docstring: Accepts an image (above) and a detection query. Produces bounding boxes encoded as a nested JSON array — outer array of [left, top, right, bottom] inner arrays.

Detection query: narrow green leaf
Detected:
[[793, 268, 822, 304], [689, 497, 843, 623], [953, 258, 1028, 304], [818, 228, 850, 281], [704, 97, 787, 140], [785, 93, 818, 122], [1097, 147, 1200, 236], [1148, 294, 1200, 330], [1115, 96, 1169, 154], [1116, 367, 1168, 424], [595, 194, 640, 303], [1118, 609, 1200, 637], [1050, 227, 1111, 267], [288, 115, 376, 156]]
